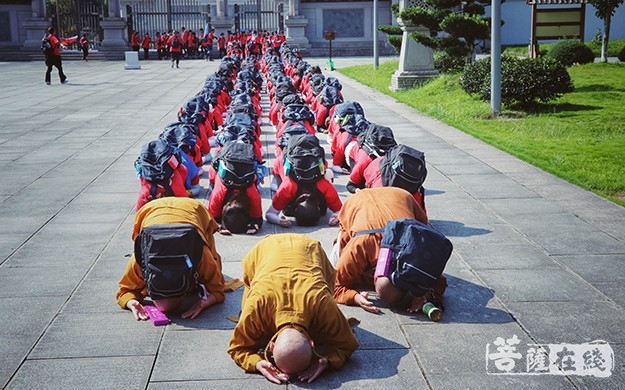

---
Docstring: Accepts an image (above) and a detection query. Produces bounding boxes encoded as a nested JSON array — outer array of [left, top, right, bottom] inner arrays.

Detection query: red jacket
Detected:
[[141, 36, 151, 49], [208, 175, 263, 221], [272, 177, 342, 213], [131, 33, 140, 48], [363, 157, 426, 211], [331, 131, 357, 167], [136, 164, 189, 210], [168, 35, 182, 52], [349, 147, 375, 186]]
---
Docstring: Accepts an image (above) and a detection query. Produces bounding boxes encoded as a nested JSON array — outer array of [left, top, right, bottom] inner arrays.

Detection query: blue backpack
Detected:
[[354, 218, 452, 297]]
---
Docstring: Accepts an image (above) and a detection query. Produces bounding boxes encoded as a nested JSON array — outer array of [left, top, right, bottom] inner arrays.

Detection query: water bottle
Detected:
[[422, 302, 443, 322]]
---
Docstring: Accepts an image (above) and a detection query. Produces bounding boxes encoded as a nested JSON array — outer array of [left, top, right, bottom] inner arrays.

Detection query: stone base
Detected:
[[211, 17, 234, 37], [22, 18, 52, 50], [285, 15, 310, 48], [100, 18, 129, 53], [390, 70, 439, 91]]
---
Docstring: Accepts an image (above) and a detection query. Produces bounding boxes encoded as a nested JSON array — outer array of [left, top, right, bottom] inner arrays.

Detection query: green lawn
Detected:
[[338, 60, 625, 207]]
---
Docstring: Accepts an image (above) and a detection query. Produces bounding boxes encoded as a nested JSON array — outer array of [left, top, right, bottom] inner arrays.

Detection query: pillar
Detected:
[[390, 0, 438, 91]]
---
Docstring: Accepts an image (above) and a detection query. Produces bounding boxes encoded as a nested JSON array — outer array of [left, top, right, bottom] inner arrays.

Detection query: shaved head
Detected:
[[375, 276, 405, 304], [272, 327, 312, 375]]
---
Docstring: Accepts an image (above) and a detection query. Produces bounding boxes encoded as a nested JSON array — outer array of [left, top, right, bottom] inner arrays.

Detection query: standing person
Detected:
[[79, 33, 89, 61], [42, 26, 68, 85], [218, 33, 226, 58], [204, 28, 216, 61], [181, 27, 189, 57], [161, 31, 170, 59], [141, 32, 152, 60], [168, 30, 182, 68], [130, 31, 140, 51], [155, 32, 162, 60], [227, 233, 359, 384]]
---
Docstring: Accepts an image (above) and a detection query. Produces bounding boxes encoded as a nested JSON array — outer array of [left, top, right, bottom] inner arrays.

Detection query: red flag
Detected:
[[60, 35, 78, 46]]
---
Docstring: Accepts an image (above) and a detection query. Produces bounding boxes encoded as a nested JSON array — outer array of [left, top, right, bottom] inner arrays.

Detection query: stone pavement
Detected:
[[0, 56, 623, 390]]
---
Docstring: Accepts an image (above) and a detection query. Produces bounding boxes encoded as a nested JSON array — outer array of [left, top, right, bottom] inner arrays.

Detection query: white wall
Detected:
[[496, 0, 625, 46]]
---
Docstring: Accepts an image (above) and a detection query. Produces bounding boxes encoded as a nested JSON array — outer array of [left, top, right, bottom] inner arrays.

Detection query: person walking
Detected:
[[42, 26, 68, 85], [79, 33, 89, 61], [168, 30, 182, 68]]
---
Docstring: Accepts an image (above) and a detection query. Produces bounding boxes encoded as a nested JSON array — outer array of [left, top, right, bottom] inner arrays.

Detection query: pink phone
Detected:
[[375, 247, 393, 278], [145, 305, 170, 326]]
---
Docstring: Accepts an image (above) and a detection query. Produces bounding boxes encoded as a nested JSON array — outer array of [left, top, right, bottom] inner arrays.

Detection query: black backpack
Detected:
[[319, 85, 344, 107], [277, 123, 309, 150], [159, 123, 198, 154], [275, 82, 297, 102], [213, 141, 258, 189], [135, 223, 204, 299], [171, 37, 180, 48], [230, 103, 258, 120], [355, 218, 452, 297], [284, 134, 325, 184], [41, 35, 53, 56], [380, 144, 427, 194], [282, 104, 314, 125], [357, 123, 398, 158], [135, 139, 181, 199], [333, 101, 365, 123]]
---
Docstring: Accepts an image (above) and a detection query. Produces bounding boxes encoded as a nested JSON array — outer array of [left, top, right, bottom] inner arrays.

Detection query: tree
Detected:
[[395, 0, 493, 63], [587, 0, 624, 62]]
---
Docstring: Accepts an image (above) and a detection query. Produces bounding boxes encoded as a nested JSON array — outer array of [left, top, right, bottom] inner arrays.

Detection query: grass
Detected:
[[503, 38, 625, 57], [337, 60, 625, 207]]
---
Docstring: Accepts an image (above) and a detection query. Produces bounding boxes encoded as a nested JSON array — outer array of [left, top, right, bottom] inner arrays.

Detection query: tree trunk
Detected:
[[601, 15, 611, 63]]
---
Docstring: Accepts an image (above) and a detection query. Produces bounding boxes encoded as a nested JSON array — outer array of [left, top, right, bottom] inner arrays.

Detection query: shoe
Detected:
[[62, 79, 68, 84], [176, 64, 179, 68], [171, 61, 174, 68], [45, 81, 51, 85]]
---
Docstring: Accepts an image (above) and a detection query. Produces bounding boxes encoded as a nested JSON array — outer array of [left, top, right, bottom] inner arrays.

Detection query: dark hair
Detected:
[[47, 26, 55, 34], [221, 191, 251, 234], [293, 192, 321, 226]]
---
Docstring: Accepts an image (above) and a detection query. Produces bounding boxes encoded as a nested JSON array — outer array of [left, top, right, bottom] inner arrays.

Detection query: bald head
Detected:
[[375, 276, 405, 304], [272, 327, 313, 375]]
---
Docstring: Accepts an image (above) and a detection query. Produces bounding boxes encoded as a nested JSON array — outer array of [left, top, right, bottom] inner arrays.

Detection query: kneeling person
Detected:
[[333, 187, 449, 314], [116, 197, 225, 320], [228, 234, 359, 384]]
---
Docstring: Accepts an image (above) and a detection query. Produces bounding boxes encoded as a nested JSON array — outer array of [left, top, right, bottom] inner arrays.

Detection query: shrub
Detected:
[[460, 56, 574, 107], [618, 45, 625, 62], [387, 36, 403, 54], [379, 25, 403, 54], [434, 51, 465, 73], [548, 40, 595, 66]]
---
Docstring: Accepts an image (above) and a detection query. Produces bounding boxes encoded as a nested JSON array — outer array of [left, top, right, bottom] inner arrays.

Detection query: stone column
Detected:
[[212, 0, 234, 36], [283, 0, 309, 48], [390, 0, 438, 91], [22, 0, 51, 50], [99, 0, 128, 54]]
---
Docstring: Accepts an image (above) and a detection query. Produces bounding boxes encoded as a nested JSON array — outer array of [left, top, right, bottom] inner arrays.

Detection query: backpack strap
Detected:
[[351, 227, 384, 237]]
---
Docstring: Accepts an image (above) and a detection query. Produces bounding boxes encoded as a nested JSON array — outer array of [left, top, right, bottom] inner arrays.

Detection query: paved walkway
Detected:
[[0, 56, 623, 389]]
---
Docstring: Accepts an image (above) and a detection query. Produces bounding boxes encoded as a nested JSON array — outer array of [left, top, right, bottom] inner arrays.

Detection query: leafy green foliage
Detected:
[[548, 40, 596, 66], [618, 45, 625, 61], [378, 25, 402, 35], [460, 56, 574, 107], [434, 51, 465, 73], [394, 0, 492, 63]]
